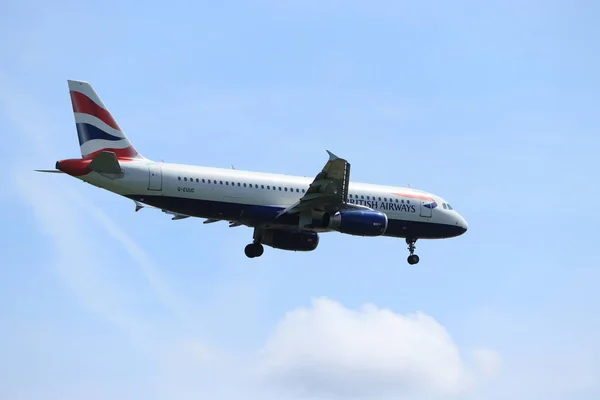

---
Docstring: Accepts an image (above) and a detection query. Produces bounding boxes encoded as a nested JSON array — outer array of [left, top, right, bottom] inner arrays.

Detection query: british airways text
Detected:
[[348, 199, 416, 212]]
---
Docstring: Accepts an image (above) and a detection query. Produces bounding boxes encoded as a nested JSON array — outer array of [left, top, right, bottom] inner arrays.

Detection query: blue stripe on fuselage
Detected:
[[125, 195, 466, 239]]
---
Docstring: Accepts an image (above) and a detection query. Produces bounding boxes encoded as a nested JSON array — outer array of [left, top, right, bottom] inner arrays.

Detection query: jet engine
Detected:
[[262, 229, 320, 251], [323, 210, 388, 236]]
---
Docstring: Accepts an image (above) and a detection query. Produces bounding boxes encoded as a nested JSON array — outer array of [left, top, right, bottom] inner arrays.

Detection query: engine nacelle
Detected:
[[323, 210, 388, 236], [262, 229, 320, 251]]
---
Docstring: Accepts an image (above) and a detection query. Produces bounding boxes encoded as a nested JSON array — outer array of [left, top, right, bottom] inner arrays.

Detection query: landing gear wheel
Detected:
[[407, 254, 420, 265], [244, 243, 264, 258], [405, 238, 419, 265]]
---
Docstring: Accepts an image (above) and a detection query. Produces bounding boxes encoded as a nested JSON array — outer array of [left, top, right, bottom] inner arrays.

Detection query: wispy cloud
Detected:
[[0, 75, 205, 359], [14, 173, 158, 354], [76, 193, 195, 327]]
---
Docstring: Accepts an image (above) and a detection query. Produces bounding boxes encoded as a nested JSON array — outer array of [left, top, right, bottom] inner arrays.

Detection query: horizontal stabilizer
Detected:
[[88, 151, 122, 174], [35, 169, 64, 173], [203, 219, 220, 224]]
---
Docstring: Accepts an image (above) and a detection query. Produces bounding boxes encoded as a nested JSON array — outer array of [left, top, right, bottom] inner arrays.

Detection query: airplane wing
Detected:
[[276, 150, 367, 218], [134, 200, 190, 220], [133, 200, 243, 226]]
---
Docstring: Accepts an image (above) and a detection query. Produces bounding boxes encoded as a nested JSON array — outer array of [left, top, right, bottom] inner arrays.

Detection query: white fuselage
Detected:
[[78, 159, 468, 240]]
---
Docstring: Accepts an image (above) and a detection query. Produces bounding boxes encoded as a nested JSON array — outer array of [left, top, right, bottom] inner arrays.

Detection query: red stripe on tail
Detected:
[[70, 91, 121, 131]]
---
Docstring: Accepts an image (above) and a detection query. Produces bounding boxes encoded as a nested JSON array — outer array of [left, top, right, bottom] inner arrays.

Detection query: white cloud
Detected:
[[257, 298, 499, 399]]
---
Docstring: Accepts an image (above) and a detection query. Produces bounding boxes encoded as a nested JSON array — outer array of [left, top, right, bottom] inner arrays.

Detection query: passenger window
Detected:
[[196, 178, 199, 182], [267, 185, 270, 189], [378, 197, 381, 201], [261, 185, 265, 189], [178, 177, 181, 181], [184, 177, 187, 181], [285, 187, 288, 191], [361, 195, 364, 199], [296, 188, 299, 192], [279, 187, 282, 191], [302, 189, 306, 193], [243, 183, 247, 187], [237, 182, 241, 186]]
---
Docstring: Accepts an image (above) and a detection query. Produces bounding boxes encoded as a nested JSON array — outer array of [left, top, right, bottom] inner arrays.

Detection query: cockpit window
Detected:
[[443, 203, 447, 209], [447, 204, 454, 210]]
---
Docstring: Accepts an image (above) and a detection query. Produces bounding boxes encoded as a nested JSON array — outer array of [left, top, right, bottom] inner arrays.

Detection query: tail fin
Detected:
[[68, 80, 145, 160]]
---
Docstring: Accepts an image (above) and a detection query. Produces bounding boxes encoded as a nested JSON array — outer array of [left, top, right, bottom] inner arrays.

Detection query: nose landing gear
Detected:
[[406, 238, 420, 265]]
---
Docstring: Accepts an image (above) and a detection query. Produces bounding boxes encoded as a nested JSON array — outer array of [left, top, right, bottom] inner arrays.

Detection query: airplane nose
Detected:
[[457, 214, 468, 233]]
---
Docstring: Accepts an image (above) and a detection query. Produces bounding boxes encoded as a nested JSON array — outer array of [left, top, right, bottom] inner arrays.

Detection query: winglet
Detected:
[[134, 201, 144, 212], [326, 150, 339, 161]]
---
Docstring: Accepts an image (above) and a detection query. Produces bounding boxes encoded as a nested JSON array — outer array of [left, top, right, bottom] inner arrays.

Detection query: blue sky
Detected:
[[1, 1, 599, 399]]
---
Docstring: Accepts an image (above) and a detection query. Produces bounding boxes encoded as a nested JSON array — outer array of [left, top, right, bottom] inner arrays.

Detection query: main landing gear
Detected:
[[245, 242, 264, 258], [245, 227, 264, 258], [406, 238, 420, 265]]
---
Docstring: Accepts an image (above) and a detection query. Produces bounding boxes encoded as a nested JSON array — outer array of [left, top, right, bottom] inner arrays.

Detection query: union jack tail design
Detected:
[[68, 80, 145, 160]]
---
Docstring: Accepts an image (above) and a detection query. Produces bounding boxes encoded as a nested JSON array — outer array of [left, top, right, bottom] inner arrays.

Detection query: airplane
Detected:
[[36, 80, 468, 265]]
